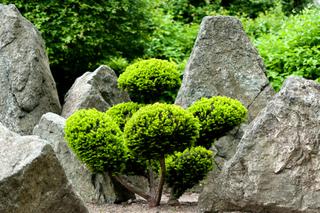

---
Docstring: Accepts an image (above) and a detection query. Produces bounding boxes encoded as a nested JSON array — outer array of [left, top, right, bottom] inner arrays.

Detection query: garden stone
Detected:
[[199, 77, 320, 213], [62, 65, 130, 118], [175, 16, 274, 120], [0, 4, 61, 135], [175, 16, 274, 165], [0, 123, 88, 213], [33, 112, 135, 203]]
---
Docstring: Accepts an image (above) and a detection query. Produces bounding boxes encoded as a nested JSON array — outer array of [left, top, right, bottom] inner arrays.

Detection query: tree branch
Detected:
[[113, 174, 151, 201]]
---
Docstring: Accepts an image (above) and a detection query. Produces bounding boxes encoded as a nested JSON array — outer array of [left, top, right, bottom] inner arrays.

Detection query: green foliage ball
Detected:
[[64, 109, 126, 173], [188, 96, 247, 148], [124, 103, 200, 159], [166, 146, 213, 199], [118, 59, 181, 103], [106, 102, 144, 131]]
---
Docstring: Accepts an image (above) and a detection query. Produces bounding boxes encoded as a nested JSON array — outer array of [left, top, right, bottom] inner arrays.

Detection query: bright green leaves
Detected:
[[166, 146, 213, 199], [118, 59, 181, 103], [252, 8, 320, 91], [106, 102, 144, 131], [64, 109, 126, 173], [124, 103, 200, 159], [188, 96, 247, 149]]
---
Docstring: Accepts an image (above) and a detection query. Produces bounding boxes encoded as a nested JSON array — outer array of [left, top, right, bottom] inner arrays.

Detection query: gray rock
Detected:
[[0, 123, 88, 213], [198, 77, 320, 213], [0, 4, 61, 135], [175, 16, 274, 120], [175, 16, 274, 166], [62, 65, 130, 118], [33, 112, 135, 203]]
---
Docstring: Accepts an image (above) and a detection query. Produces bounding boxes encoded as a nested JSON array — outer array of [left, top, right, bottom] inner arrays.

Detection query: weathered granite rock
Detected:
[[62, 65, 130, 118], [175, 16, 274, 121], [0, 123, 88, 213], [199, 77, 320, 213], [33, 112, 135, 203], [0, 4, 61, 135], [175, 16, 275, 166]]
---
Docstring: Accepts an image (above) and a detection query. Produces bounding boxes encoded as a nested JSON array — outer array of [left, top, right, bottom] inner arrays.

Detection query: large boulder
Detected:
[[175, 16, 274, 121], [0, 123, 88, 213], [175, 16, 274, 165], [33, 112, 135, 203], [0, 4, 61, 135], [62, 65, 130, 118], [198, 77, 320, 213]]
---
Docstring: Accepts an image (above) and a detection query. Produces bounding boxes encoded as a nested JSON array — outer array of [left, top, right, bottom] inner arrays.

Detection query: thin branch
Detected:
[[113, 174, 151, 201]]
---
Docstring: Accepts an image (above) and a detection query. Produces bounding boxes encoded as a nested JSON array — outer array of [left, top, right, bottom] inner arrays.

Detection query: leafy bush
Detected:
[[124, 103, 200, 159], [144, 15, 199, 65], [118, 59, 181, 103], [64, 109, 126, 173], [160, 0, 221, 24], [106, 102, 144, 131], [3, 0, 156, 98], [255, 8, 320, 91], [166, 146, 213, 200], [188, 96, 247, 148]]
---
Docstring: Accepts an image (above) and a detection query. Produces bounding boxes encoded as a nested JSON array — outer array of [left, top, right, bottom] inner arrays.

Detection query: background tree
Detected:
[[1, 0, 156, 101]]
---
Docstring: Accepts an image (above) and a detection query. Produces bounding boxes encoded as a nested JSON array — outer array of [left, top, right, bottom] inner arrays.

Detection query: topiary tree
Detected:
[[166, 146, 214, 204], [64, 104, 200, 207], [122, 103, 200, 206], [118, 59, 181, 104], [188, 96, 248, 149], [105, 102, 144, 131]]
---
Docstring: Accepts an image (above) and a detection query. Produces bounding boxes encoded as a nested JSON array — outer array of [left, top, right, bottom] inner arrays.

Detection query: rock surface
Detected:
[[175, 16, 274, 121], [0, 4, 61, 135], [62, 65, 130, 118], [0, 123, 88, 213], [175, 16, 275, 166], [33, 112, 135, 203], [198, 77, 320, 213]]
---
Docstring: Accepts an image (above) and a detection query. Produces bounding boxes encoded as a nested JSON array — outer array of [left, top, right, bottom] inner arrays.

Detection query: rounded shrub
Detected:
[[188, 96, 247, 148], [118, 59, 181, 103], [64, 109, 126, 173], [124, 103, 200, 159], [166, 146, 213, 199], [106, 102, 144, 131]]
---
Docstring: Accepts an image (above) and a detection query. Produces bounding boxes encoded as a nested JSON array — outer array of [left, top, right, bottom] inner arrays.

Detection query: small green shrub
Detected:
[[64, 109, 126, 173], [106, 102, 144, 131], [124, 103, 200, 159], [188, 96, 247, 148], [118, 59, 181, 103], [166, 146, 213, 199]]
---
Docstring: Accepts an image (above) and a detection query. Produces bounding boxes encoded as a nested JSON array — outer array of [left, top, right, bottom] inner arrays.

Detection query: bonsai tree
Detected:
[[123, 103, 200, 206], [64, 103, 200, 207], [118, 59, 181, 103], [166, 146, 214, 204], [187, 96, 248, 149]]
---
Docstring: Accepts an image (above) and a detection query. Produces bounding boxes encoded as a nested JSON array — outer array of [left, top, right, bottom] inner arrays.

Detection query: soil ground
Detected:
[[86, 192, 199, 213]]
